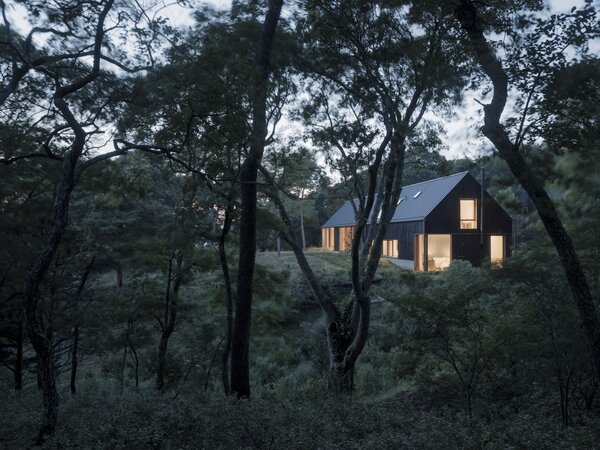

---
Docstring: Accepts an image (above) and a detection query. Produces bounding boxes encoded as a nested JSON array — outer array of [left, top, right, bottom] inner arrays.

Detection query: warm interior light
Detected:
[[490, 235, 504, 266], [428, 234, 451, 270], [382, 239, 398, 258], [460, 199, 477, 229]]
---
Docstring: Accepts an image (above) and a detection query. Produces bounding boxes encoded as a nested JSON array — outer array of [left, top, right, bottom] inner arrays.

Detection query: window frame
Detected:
[[459, 198, 477, 230]]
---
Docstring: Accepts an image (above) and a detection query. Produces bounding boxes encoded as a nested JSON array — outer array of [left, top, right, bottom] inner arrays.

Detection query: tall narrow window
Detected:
[[382, 240, 398, 258], [490, 235, 504, 266], [460, 199, 477, 229], [414, 234, 425, 272]]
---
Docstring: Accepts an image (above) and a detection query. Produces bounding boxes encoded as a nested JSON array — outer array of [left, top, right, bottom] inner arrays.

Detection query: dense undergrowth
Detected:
[[2, 249, 600, 448], [3, 382, 600, 449]]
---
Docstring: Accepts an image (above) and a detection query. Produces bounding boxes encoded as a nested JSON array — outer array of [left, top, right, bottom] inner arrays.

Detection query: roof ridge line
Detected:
[[347, 171, 470, 203], [401, 171, 469, 189]]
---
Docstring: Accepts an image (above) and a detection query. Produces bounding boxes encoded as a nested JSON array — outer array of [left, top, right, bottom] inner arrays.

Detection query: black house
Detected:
[[321, 171, 513, 271]]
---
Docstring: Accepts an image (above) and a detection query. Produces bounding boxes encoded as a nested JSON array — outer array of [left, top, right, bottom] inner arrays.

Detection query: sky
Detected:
[[4, 0, 599, 160]]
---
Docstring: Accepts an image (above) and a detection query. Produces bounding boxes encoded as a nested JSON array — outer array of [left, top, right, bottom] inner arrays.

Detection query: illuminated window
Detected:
[[382, 240, 398, 258], [490, 235, 504, 266], [322, 227, 335, 250], [460, 199, 477, 229], [413, 234, 451, 271], [428, 234, 451, 271]]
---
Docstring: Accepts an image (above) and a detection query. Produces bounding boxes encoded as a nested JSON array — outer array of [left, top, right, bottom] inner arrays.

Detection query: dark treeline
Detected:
[[1, 0, 599, 448]]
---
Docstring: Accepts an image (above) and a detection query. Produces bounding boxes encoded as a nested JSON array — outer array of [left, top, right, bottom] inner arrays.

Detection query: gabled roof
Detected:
[[322, 171, 469, 228]]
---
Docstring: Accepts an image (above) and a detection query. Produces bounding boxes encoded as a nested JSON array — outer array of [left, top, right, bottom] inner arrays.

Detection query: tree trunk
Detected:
[[300, 210, 306, 250], [70, 256, 93, 395], [70, 325, 79, 395], [328, 362, 354, 394], [454, 0, 600, 382], [156, 333, 169, 391], [130, 341, 139, 389], [15, 320, 22, 391], [206, 336, 224, 391], [24, 153, 76, 442], [115, 261, 123, 289], [21, 0, 113, 437], [231, 0, 284, 399], [466, 390, 473, 421], [119, 346, 127, 395], [219, 205, 234, 396], [156, 251, 182, 391], [34, 345, 59, 446], [123, 319, 140, 389]]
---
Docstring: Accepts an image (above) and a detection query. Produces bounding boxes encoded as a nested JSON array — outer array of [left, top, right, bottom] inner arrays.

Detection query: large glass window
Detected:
[[428, 234, 451, 271], [460, 199, 477, 229], [490, 235, 504, 266], [414, 234, 451, 271]]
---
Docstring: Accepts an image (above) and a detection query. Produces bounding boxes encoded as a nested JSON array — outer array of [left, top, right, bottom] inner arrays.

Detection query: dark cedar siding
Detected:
[[426, 175, 511, 235], [452, 234, 481, 263], [427, 175, 512, 266], [384, 221, 423, 260]]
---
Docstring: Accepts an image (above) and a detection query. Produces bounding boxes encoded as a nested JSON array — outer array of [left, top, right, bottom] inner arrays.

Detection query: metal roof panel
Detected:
[[321, 172, 469, 228]]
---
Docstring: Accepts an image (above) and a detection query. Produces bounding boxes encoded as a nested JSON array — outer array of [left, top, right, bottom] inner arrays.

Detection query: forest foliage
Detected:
[[1, 0, 599, 448]]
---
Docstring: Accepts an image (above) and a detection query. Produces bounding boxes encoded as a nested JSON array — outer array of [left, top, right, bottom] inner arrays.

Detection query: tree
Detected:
[[0, 0, 168, 441], [263, 0, 467, 392], [453, 0, 600, 386], [113, 3, 292, 396], [230, 0, 285, 398]]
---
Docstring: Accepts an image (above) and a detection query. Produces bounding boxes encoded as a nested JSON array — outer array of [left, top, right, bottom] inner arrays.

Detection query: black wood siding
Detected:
[[426, 175, 513, 236], [383, 221, 423, 260], [383, 175, 512, 264]]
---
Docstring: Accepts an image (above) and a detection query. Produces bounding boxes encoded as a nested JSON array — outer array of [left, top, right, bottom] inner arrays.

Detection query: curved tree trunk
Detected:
[[230, 0, 284, 398], [24, 146, 80, 445], [454, 0, 600, 383], [20, 1, 114, 442]]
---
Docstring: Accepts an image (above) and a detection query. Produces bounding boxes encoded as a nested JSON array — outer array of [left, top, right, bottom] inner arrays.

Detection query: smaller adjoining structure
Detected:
[[321, 171, 512, 271]]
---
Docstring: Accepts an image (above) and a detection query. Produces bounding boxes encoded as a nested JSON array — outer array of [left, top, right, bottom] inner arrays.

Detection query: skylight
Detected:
[[397, 197, 404, 205], [413, 191, 422, 199]]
